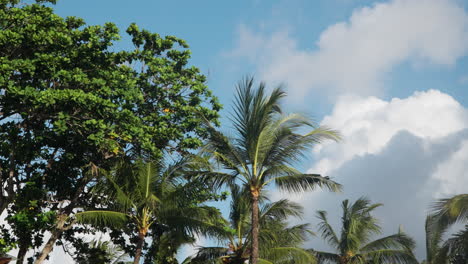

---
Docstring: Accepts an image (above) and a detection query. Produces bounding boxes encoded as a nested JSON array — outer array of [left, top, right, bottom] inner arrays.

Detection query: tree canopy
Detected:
[[0, 0, 221, 262]]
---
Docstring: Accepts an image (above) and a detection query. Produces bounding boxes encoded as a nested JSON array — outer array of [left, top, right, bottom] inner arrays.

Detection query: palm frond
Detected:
[[263, 247, 316, 264], [308, 249, 340, 263], [364, 249, 418, 264], [434, 225, 468, 263], [316, 210, 340, 250], [260, 199, 303, 222], [183, 246, 229, 264], [424, 215, 444, 263], [360, 232, 416, 252], [430, 194, 468, 230], [75, 211, 129, 229], [274, 174, 342, 193], [136, 161, 159, 200]]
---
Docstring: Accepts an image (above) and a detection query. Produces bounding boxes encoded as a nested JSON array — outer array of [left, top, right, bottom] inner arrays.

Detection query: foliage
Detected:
[[0, 225, 16, 255], [76, 158, 228, 264], [310, 197, 418, 264], [0, 0, 220, 261], [5, 181, 55, 261], [200, 76, 341, 264], [424, 194, 468, 263], [184, 185, 315, 264], [73, 239, 131, 264]]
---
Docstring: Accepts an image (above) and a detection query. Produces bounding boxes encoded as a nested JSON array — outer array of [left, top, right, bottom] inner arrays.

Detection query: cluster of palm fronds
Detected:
[[423, 194, 468, 264], [69, 78, 466, 264]]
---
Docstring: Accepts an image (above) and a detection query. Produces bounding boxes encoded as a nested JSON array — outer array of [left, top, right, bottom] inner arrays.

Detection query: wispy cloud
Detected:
[[229, 0, 468, 100]]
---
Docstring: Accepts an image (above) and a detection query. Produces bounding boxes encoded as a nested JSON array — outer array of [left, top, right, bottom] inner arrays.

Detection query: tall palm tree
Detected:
[[184, 185, 315, 264], [202, 77, 341, 264], [76, 159, 226, 264], [310, 197, 418, 264], [424, 194, 468, 263]]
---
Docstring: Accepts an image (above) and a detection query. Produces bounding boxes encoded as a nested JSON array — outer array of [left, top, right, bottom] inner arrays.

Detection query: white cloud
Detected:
[[276, 90, 468, 259], [230, 0, 468, 99], [431, 138, 468, 197], [312, 89, 468, 174]]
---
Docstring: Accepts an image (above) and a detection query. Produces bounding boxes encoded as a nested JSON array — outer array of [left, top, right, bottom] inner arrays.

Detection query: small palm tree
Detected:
[[76, 159, 226, 264], [74, 239, 131, 264], [424, 194, 468, 263], [184, 186, 315, 264], [310, 197, 418, 264], [202, 77, 341, 264]]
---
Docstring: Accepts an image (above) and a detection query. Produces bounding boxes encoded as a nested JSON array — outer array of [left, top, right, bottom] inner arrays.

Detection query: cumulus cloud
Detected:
[[275, 90, 468, 259], [229, 0, 468, 99], [312, 89, 468, 174]]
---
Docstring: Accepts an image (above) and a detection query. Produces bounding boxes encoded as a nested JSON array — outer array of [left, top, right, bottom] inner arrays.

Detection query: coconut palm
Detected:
[[184, 185, 315, 264], [75, 159, 226, 264], [201, 77, 341, 264], [310, 197, 418, 264], [74, 239, 131, 264], [430, 194, 468, 231], [424, 194, 468, 263]]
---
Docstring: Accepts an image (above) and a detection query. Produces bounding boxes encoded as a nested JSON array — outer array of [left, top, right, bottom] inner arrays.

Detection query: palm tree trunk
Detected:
[[250, 190, 260, 264], [133, 231, 146, 264]]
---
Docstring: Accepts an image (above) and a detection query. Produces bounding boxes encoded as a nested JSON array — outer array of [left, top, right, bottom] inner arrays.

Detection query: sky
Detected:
[[21, 0, 468, 262]]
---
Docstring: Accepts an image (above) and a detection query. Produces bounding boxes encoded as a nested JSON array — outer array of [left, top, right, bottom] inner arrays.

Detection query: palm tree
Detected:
[[310, 197, 418, 264], [424, 194, 468, 263], [184, 185, 315, 264], [74, 239, 131, 264], [76, 159, 226, 264], [202, 77, 341, 264]]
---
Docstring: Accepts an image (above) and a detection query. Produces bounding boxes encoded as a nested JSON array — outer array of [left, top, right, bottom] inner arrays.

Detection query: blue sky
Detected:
[[54, 0, 468, 112], [45, 0, 468, 262]]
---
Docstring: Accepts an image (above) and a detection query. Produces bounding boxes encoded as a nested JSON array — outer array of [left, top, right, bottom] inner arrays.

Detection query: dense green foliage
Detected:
[[0, 0, 220, 262], [76, 159, 228, 264]]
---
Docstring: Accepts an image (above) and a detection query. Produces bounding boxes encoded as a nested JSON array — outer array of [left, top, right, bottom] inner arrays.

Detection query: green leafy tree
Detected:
[[184, 185, 315, 264], [0, 226, 16, 257], [6, 182, 55, 263], [201, 77, 341, 264], [0, 0, 220, 262], [76, 159, 227, 264], [310, 198, 418, 264]]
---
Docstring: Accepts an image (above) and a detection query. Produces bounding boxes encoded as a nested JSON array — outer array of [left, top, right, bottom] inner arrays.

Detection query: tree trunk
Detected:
[[134, 231, 146, 264], [0, 199, 9, 216], [34, 228, 62, 264], [16, 244, 28, 264], [34, 176, 88, 264], [0, 151, 16, 215], [249, 190, 260, 264]]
